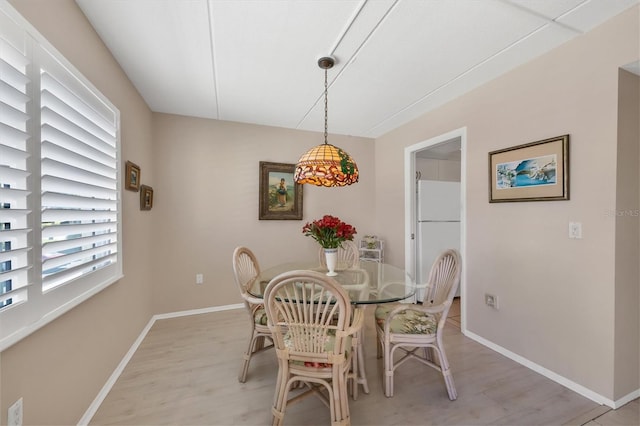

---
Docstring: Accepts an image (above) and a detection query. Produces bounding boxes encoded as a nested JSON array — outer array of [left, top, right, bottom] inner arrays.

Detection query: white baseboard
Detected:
[[77, 304, 243, 425], [462, 328, 639, 409]]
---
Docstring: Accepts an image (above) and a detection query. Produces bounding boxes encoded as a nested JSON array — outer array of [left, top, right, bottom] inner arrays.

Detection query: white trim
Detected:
[[614, 389, 640, 409], [77, 304, 243, 425], [404, 126, 466, 316], [154, 303, 244, 320], [463, 329, 640, 409]]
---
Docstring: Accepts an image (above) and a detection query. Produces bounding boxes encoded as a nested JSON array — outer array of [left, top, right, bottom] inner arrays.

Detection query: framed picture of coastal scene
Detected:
[[489, 135, 569, 203], [259, 161, 303, 220]]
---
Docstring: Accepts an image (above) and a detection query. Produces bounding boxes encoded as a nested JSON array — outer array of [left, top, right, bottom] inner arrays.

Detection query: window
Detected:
[[0, 3, 122, 350]]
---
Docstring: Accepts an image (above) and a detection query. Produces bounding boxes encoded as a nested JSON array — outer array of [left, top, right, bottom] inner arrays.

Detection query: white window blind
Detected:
[[0, 8, 31, 313], [0, 2, 122, 351], [40, 55, 118, 292]]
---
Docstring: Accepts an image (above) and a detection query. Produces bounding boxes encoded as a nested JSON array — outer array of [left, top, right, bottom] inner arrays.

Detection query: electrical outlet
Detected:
[[196, 273, 203, 284], [8, 397, 23, 426], [485, 293, 498, 309]]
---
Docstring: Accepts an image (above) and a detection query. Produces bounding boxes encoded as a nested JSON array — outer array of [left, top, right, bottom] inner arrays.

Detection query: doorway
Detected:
[[404, 127, 466, 331]]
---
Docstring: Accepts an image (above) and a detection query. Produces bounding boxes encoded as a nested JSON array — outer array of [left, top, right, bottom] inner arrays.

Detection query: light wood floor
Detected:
[[90, 299, 639, 425]]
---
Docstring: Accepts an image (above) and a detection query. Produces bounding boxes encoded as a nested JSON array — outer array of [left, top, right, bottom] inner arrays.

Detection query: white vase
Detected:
[[324, 248, 338, 276]]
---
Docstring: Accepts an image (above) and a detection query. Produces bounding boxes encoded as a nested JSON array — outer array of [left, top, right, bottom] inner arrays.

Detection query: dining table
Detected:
[[248, 260, 416, 399]]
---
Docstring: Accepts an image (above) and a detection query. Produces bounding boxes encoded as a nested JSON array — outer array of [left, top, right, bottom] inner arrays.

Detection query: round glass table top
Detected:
[[249, 261, 416, 305]]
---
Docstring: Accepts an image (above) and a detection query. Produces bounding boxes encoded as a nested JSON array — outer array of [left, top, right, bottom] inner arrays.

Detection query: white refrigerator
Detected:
[[416, 180, 460, 300]]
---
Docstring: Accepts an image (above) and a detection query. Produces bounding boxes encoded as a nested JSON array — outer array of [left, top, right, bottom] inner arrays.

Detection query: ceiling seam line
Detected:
[[294, 0, 372, 131], [207, 0, 220, 119], [366, 22, 565, 136], [295, 0, 402, 131], [498, 0, 584, 35], [329, 0, 368, 56], [329, 0, 401, 83]]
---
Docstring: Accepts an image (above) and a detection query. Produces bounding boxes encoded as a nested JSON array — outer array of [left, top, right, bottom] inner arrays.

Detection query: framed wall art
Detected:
[[259, 161, 303, 220], [140, 184, 153, 210], [489, 134, 569, 203], [125, 161, 141, 191]]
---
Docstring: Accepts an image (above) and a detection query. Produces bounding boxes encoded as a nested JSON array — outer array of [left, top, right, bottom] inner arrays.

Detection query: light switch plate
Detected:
[[569, 222, 582, 239]]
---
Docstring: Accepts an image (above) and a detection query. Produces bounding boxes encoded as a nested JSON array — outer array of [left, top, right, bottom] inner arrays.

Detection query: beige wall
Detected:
[[150, 114, 375, 313], [1, 1, 155, 424], [614, 69, 639, 398], [1, 0, 637, 423], [375, 6, 639, 401]]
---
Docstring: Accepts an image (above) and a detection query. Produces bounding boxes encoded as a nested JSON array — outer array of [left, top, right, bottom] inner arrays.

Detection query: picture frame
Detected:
[[140, 184, 153, 210], [125, 161, 141, 191], [259, 161, 303, 220], [489, 134, 569, 203]]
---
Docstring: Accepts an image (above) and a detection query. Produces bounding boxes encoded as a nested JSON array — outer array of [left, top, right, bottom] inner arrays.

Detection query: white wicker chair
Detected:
[[318, 240, 360, 270], [232, 246, 273, 383], [375, 249, 461, 400], [264, 270, 364, 426]]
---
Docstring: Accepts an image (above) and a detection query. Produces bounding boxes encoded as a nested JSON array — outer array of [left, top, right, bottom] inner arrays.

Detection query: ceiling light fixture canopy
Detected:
[[294, 57, 358, 187]]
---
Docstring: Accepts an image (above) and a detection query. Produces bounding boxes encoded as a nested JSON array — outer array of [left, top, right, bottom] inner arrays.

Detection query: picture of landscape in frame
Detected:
[[496, 154, 557, 189], [489, 135, 569, 203]]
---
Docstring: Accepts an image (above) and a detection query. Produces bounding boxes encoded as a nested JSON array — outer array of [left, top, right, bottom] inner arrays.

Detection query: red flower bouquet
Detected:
[[302, 215, 357, 249]]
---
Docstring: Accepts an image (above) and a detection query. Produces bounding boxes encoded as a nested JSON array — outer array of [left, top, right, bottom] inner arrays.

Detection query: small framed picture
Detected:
[[259, 161, 303, 220], [125, 161, 141, 191], [489, 135, 569, 203], [140, 185, 153, 210]]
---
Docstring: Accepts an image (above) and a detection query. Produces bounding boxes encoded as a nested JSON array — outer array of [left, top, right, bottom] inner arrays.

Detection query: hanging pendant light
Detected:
[[294, 57, 358, 187]]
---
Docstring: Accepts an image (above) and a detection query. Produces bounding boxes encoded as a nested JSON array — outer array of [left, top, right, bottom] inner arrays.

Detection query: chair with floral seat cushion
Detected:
[[318, 240, 360, 271], [375, 249, 461, 400], [264, 270, 364, 426], [232, 246, 273, 383]]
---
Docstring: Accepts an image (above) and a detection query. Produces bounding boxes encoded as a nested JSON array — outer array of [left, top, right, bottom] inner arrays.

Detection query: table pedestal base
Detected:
[[350, 306, 370, 400]]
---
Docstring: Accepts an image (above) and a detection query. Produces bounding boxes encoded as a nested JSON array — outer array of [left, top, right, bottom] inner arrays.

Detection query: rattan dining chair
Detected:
[[374, 249, 461, 400], [264, 270, 364, 426], [232, 246, 273, 383], [318, 240, 360, 270]]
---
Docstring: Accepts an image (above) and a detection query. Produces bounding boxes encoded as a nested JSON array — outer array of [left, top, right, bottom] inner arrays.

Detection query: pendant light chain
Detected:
[[324, 67, 328, 145]]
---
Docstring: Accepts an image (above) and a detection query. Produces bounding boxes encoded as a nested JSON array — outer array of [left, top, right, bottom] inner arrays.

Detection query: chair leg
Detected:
[[331, 365, 350, 425], [350, 337, 358, 400], [383, 341, 394, 397], [238, 329, 257, 383], [435, 346, 457, 400], [443, 369, 457, 401], [356, 332, 369, 395], [376, 328, 382, 359], [255, 335, 265, 351], [271, 362, 289, 426]]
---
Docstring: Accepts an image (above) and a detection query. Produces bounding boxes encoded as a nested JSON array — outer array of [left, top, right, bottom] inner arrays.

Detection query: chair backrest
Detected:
[[318, 240, 360, 270], [232, 246, 261, 299], [264, 270, 353, 362], [422, 249, 461, 308]]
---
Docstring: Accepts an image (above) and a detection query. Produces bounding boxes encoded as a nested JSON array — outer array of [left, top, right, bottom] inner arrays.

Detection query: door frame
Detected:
[[404, 127, 467, 331]]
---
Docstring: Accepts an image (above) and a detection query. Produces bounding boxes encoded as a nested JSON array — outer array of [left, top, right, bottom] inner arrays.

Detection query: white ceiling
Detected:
[[75, 0, 638, 139]]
